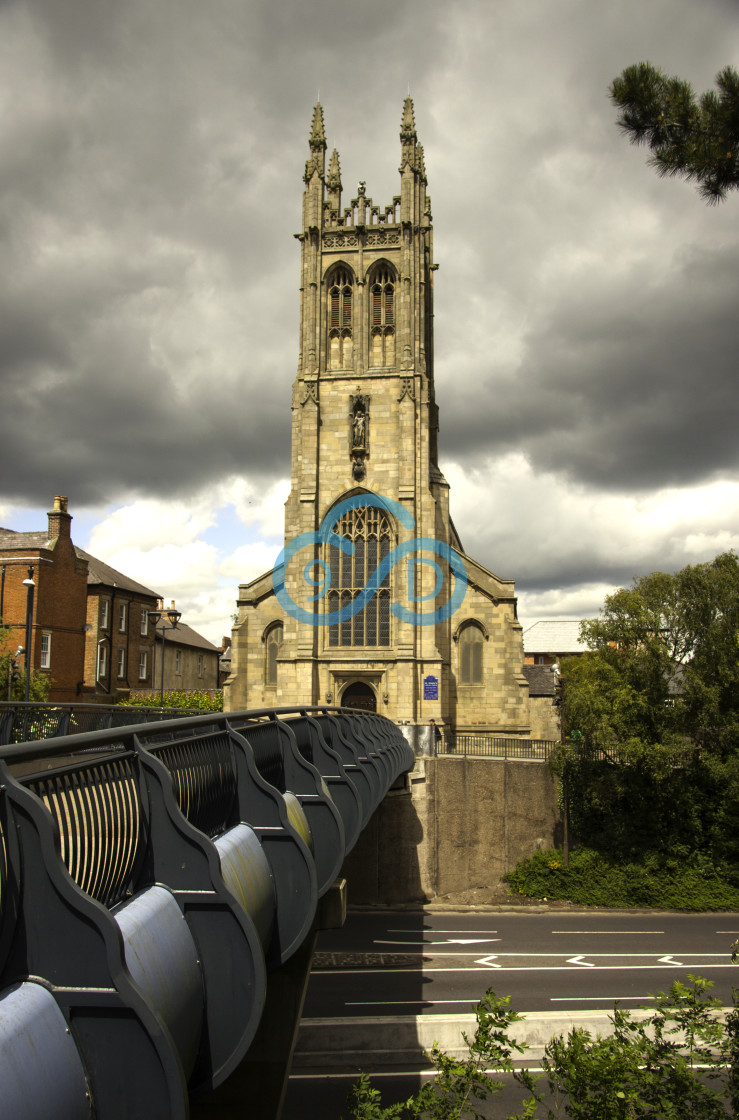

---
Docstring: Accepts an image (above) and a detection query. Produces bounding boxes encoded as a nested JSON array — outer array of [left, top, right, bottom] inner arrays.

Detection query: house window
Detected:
[[197, 654, 203, 678], [100, 599, 110, 629], [369, 265, 395, 367], [97, 643, 108, 680], [459, 623, 484, 685], [40, 632, 51, 670], [265, 623, 283, 685], [175, 649, 182, 675], [118, 603, 127, 632], [327, 504, 391, 648], [139, 649, 148, 681], [117, 648, 126, 679], [140, 610, 148, 637], [327, 266, 353, 370]]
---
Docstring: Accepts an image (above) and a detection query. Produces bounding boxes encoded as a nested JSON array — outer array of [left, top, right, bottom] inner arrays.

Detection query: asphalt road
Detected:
[[303, 908, 739, 1016], [282, 907, 739, 1119]]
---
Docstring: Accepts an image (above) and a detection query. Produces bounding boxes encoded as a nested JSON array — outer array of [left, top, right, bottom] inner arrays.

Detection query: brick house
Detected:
[[75, 550, 160, 700], [0, 496, 89, 701], [146, 608, 221, 695]]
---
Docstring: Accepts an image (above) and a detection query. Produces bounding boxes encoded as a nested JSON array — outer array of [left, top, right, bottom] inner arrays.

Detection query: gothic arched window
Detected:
[[265, 622, 284, 685], [459, 622, 484, 685], [327, 267, 353, 370], [369, 265, 395, 368], [326, 504, 392, 648]]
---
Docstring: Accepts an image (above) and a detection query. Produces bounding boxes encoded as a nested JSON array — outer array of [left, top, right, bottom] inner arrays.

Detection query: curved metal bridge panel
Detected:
[[0, 706, 414, 1119]]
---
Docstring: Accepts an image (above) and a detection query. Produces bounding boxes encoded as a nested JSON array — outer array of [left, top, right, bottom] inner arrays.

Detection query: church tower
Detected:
[[226, 101, 531, 738]]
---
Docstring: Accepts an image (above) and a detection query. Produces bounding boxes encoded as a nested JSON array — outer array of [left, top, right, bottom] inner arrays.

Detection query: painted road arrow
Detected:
[[658, 955, 684, 966], [567, 955, 595, 967], [474, 955, 502, 968]]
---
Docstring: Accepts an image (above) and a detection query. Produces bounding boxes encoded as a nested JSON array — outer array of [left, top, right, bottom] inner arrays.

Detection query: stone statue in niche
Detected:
[[349, 394, 369, 479]]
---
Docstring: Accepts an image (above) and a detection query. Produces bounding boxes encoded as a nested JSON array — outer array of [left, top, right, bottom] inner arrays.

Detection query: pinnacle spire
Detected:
[[327, 147, 342, 191], [309, 103, 326, 152], [400, 96, 417, 143]]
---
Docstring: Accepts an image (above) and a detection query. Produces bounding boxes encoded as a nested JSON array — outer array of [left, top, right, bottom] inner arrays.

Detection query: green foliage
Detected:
[[117, 690, 223, 712], [0, 626, 50, 701], [611, 61, 739, 203], [344, 990, 537, 1120], [504, 847, 739, 910], [518, 977, 733, 1119], [550, 553, 739, 883], [348, 981, 736, 1119]]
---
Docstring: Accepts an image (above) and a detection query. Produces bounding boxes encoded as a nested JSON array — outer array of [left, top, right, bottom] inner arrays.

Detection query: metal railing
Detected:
[[0, 700, 208, 745], [0, 704, 414, 1119], [440, 734, 558, 759]]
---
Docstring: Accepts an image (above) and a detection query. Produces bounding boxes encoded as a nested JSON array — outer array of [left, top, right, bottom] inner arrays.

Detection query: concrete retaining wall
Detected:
[[341, 756, 560, 905]]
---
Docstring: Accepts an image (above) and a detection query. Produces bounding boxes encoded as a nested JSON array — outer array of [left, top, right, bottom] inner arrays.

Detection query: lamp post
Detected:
[[22, 567, 35, 702], [147, 600, 182, 706]]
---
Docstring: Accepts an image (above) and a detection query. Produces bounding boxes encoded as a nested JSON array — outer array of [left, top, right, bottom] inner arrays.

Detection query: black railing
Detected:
[[0, 700, 207, 745], [441, 735, 558, 759], [0, 704, 414, 1119]]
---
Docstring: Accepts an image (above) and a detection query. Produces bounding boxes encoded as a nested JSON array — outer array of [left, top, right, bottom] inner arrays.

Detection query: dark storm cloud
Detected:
[[438, 241, 739, 493]]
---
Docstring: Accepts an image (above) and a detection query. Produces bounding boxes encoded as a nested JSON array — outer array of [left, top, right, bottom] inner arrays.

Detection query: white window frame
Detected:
[[139, 649, 148, 681], [40, 632, 51, 670], [117, 648, 126, 680], [97, 643, 108, 680], [101, 599, 110, 629], [140, 610, 148, 637], [118, 602, 127, 633]]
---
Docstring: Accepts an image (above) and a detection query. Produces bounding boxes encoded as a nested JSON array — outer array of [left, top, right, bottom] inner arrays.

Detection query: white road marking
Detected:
[[659, 955, 683, 966], [567, 955, 595, 967], [374, 939, 501, 946], [550, 996, 648, 1002], [475, 955, 502, 968], [551, 930, 665, 934]]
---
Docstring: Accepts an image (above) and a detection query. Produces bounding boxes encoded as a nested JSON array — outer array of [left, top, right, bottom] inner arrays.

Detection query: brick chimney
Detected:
[[47, 495, 72, 539]]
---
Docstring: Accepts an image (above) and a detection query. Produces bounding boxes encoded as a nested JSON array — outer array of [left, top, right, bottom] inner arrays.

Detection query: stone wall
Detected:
[[340, 756, 560, 905]]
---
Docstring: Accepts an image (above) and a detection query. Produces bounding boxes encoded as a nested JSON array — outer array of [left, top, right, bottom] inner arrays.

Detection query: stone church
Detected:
[[224, 100, 534, 739]]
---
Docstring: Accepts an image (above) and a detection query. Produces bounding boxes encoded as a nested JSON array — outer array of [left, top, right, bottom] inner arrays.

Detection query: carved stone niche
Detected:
[[349, 394, 370, 479]]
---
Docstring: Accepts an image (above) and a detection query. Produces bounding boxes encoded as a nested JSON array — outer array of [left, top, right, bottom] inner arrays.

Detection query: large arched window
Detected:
[[265, 622, 283, 685], [327, 266, 353, 370], [459, 622, 484, 685], [368, 264, 395, 368], [326, 504, 392, 647]]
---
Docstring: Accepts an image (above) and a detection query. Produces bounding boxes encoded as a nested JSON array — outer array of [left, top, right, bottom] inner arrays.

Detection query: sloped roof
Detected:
[[74, 548, 160, 599], [521, 664, 557, 696], [523, 619, 590, 655], [0, 528, 54, 550], [154, 619, 219, 652]]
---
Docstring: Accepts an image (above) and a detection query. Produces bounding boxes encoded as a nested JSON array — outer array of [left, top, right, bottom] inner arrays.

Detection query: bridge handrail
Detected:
[[0, 704, 413, 1119]]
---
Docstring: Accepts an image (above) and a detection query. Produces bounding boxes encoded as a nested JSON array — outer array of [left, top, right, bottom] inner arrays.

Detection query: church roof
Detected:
[[522, 619, 590, 655]]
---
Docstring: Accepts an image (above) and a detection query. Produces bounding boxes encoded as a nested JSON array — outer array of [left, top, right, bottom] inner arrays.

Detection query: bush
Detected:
[[117, 690, 223, 712], [504, 846, 739, 910]]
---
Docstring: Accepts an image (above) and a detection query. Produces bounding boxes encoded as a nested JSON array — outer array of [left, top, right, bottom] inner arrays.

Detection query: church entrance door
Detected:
[[341, 682, 377, 712]]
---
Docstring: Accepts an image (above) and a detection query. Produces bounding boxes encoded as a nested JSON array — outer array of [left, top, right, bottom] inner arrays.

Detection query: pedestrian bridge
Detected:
[[0, 705, 414, 1119]]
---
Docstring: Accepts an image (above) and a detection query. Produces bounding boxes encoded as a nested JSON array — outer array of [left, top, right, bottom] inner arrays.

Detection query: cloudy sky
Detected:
[[2, 0, 739, 645]]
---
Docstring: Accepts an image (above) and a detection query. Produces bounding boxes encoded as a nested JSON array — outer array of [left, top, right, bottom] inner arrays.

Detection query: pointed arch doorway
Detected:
[[341, 681, 377, 712]]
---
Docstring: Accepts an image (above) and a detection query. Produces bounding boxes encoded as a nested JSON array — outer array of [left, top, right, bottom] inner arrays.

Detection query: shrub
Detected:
[[117, 690, 223, 712], [504, 846, 739, 910]]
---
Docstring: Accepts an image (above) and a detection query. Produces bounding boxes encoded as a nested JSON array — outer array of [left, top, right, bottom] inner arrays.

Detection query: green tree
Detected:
[[0, 626, 50, 702], [552, 553, 739, 868], [610, 62, 739, 203]]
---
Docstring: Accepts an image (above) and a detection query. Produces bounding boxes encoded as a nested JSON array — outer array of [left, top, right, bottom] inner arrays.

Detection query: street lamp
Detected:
[[22, 567, 35, 702], [147, 600, 182, 706]]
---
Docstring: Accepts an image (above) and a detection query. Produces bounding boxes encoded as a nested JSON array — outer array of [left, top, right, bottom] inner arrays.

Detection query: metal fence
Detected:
[[0, 700, 207, 745], [440, 734, 558, 759], [0, 704, 414, 1118]]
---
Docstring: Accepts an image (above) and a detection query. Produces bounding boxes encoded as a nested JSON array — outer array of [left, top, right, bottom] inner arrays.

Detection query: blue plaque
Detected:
[[423, 675, 439, 700]]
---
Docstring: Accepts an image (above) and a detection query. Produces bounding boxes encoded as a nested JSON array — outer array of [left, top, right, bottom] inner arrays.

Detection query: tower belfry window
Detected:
[[328, 267, 353, 370], [369, 266, 395, 367], [327, 505, 392, 648]]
